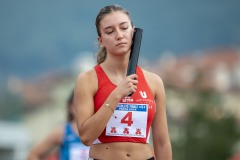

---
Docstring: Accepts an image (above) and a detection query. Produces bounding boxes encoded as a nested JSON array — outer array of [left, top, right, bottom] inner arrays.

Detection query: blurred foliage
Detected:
[[0, 92, 24, 121], [1, 83, 240, 159], [170, 90, 240, 160]]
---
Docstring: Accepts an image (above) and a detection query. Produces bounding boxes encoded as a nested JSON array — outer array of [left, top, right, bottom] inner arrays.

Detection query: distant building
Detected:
[[154, 48, 240, 93]]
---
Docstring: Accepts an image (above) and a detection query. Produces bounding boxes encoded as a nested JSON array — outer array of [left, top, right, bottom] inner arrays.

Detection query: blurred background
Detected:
[[1, 0, 240, 160]]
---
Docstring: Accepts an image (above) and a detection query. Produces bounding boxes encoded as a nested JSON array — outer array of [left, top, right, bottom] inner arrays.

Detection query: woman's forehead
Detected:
[[100, 11, 131, 28]]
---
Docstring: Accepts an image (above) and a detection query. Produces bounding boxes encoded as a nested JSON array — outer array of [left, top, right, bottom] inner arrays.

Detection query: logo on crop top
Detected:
[[139, 91, 147, 98], [122, 96, 134, 103]]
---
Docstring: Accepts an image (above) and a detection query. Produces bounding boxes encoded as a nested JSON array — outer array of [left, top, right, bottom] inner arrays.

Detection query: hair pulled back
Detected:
[[95, 4, 132, 64]]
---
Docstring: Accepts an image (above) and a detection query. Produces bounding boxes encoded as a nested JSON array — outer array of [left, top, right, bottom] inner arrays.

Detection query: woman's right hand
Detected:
[[114, 74, 138, 98]]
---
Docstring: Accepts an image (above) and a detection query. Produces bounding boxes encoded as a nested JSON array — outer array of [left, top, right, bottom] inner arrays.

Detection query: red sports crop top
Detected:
[[93, 65, 156, 144]]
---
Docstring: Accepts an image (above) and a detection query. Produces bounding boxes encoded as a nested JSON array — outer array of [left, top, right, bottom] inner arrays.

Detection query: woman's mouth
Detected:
[[116, 42, 127, 46]]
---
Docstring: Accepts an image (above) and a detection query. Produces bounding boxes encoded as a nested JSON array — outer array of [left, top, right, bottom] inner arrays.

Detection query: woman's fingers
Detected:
[[115, 74, 139, 97], [128, 74, 138, 80]]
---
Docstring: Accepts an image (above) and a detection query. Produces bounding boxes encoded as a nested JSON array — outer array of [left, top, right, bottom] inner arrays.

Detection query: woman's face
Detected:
[[98, 11, 134, 56]]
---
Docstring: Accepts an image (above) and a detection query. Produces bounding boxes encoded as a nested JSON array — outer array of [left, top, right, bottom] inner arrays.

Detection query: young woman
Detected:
[[74, 4, 172, 160], [27, 91, 90, 160]]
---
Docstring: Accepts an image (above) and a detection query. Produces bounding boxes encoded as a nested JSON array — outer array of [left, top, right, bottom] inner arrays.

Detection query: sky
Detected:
[[0, 0, 240, 82]]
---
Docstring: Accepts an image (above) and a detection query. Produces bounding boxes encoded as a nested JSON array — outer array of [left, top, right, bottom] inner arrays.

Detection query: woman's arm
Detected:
[[145, 71, 172, 160], [74, 69, 138, 146], [27, 126, 63, 160]]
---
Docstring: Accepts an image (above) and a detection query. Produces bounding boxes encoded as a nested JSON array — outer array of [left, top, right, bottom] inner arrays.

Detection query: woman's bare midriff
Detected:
[[89, 142, 154, 160]]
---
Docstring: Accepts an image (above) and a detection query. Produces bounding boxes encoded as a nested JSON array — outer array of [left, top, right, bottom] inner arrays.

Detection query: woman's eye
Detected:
[[106, 31, 113, 34], [122, 26, 128, 30]]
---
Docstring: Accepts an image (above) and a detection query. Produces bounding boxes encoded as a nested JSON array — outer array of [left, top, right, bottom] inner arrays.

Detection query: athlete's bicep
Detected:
[[152, 76, 169, 144], [74, 71, 96, 130]]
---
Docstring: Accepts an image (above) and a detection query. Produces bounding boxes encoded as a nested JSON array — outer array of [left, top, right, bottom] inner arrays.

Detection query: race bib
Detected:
[[106, 103, 148, 138]]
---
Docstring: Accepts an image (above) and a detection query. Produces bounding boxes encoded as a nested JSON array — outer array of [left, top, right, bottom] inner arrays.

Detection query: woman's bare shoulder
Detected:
[[76, 68, 97, 82], [141, 68, 163, 85], [75, 68, 98, 94], [76, 68, 97, 85], [141, 68, 164, 97]]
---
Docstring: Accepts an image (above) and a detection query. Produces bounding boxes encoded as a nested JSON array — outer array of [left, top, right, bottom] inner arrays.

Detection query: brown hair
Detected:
[[95, 4, 133, 64]]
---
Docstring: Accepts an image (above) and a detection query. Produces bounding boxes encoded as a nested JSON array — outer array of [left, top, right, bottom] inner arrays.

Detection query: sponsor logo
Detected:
[[139, 91, 147, 98]]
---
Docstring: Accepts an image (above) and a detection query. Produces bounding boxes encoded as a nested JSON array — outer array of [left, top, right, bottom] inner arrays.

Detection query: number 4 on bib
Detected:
[[121, 112, 133, 126]]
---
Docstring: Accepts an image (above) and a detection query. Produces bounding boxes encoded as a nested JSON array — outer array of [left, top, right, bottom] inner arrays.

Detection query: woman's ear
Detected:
[[131, 27, 135, 38], [98, 37, 103, 47]]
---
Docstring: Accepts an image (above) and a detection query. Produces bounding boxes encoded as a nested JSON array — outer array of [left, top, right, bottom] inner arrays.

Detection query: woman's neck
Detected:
[[102, 60, 127, 77], [102, 52, 130, 75]]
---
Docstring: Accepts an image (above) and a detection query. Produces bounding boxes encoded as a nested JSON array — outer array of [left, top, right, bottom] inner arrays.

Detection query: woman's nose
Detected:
[[115, 29, 123, 40]]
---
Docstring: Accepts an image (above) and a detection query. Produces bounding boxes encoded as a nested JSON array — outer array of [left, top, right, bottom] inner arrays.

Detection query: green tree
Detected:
[[171, 90, 240, 160]]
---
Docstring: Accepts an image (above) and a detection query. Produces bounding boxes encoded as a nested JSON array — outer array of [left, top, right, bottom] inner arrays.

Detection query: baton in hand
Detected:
[[126, 28, 143, 96]]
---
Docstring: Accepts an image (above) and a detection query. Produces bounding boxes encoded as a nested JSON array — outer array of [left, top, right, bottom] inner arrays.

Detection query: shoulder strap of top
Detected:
[[136, 66, 144, 79], [94, 65, 111, 87]]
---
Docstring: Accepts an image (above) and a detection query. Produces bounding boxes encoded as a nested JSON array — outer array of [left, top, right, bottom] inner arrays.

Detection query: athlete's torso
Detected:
[[93, 65, 156, 144]]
